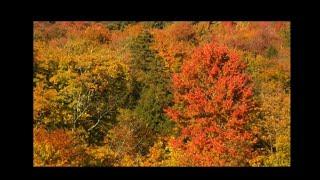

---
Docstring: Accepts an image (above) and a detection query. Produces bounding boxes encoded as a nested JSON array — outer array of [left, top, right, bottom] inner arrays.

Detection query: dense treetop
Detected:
[[33, 21, 290, 167]]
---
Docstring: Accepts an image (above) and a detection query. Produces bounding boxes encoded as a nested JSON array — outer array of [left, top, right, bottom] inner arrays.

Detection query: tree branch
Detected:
[[88, 110, 108, 131]]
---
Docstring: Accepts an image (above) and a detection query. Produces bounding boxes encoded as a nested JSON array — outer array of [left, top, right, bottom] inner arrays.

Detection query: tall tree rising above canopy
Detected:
[[165, 42, 256, 166]]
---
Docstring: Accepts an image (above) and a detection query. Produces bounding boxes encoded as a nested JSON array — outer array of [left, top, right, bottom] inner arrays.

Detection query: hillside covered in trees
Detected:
[[33, 21, 290, 167]]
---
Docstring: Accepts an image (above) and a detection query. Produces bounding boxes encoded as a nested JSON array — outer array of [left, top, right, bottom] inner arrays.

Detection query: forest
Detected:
[[33, 21, 290, 167]]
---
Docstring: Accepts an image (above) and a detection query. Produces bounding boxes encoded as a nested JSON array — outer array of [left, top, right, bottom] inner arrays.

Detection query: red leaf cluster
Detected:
[[166, 42, 255, 166]]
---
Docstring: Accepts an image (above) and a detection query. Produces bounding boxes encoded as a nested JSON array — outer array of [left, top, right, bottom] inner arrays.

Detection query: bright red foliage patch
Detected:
[[166, 42, 255, 166]]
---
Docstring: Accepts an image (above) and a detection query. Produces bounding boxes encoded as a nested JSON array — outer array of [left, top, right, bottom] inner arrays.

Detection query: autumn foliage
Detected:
[[34, 126, 88, 166], [165, 42, 255, 166], [33, 21, 290, 167]]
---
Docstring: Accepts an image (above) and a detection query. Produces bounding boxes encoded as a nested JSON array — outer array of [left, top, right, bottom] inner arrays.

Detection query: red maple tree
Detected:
[[165, 42, 255, 166]]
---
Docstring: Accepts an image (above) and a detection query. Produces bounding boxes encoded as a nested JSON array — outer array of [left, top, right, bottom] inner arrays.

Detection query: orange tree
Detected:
[[165, 42, 256, 166]]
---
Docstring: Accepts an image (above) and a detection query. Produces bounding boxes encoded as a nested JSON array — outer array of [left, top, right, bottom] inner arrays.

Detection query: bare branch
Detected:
[[88, 109, 108, 131]]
